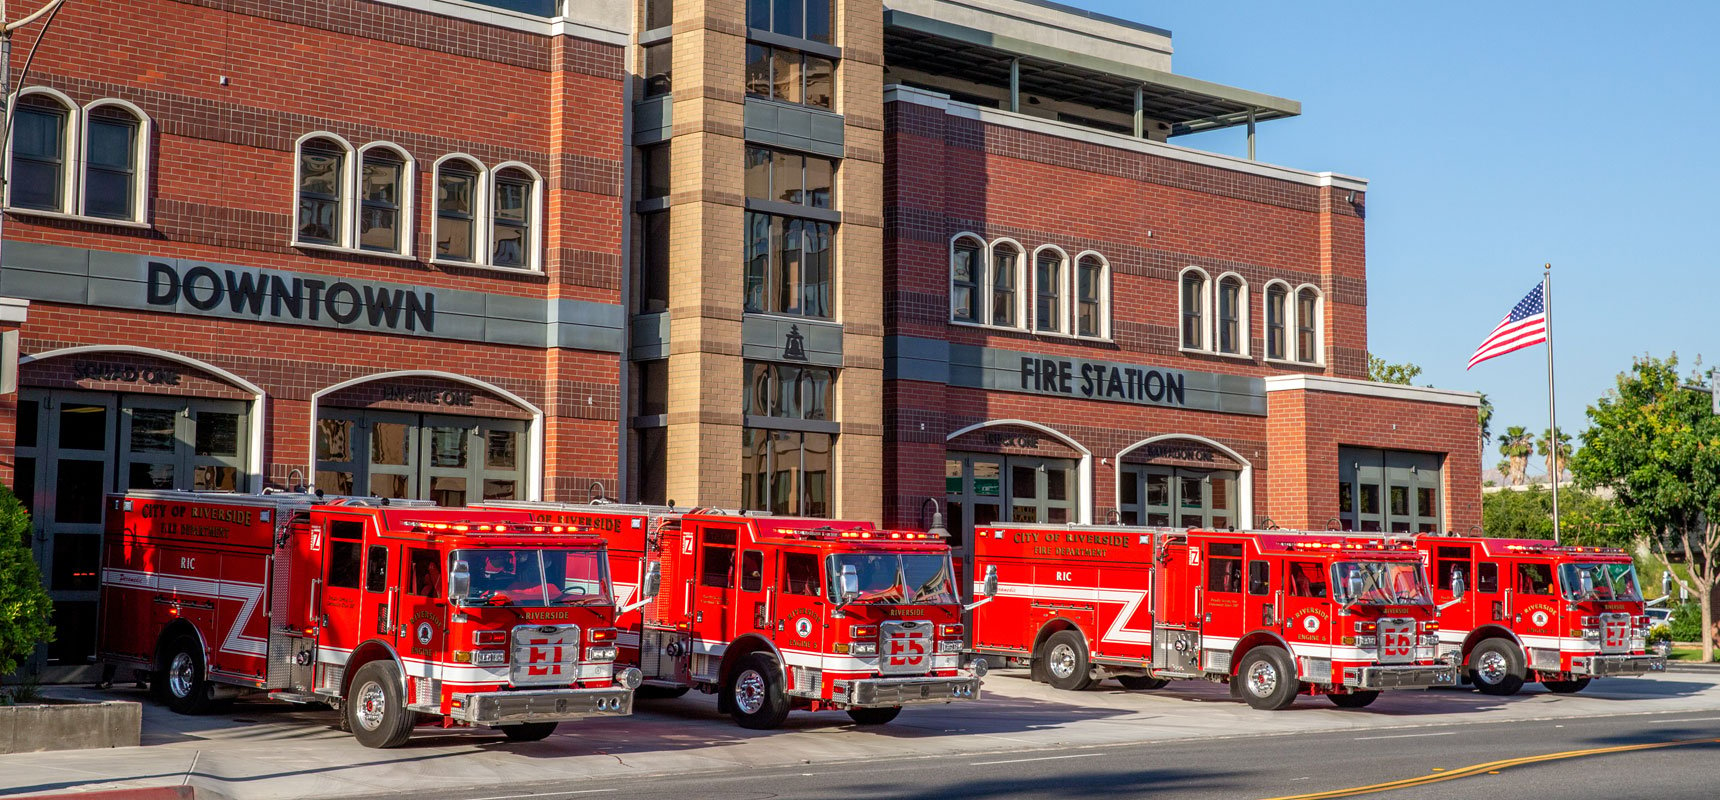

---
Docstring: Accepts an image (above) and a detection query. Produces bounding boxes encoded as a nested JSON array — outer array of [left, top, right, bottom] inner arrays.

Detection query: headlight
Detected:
[[585, 646, 618, 662], [1420, 634, 1440, 647], [1355, 635, 1378, 647], [938, 640, 963, 653], [1582, 629, 1601, 642], [472, 649, 507, 665], [851, 642, 878, 656]]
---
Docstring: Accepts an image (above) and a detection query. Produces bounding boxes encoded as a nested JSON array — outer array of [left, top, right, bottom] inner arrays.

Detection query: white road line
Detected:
[[1675, 716, 1720, 722], [1353, 731, 1459, 741], [971, 753, 1104, 766]]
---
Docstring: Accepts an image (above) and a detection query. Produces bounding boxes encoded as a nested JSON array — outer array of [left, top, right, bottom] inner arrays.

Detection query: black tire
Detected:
[[1235, 647, 1299, 710], [1543, 677, 1591, 694], [1468, 639, 1527, 696], [1040, 630, 1096, 691], [1329, 691, 1380, 709], [345, 661, 416, 748], [635, 685, 692, 700], [846, 706, 902, 725], [724, 653, 792, 730], [1116, 675, 1170, 691], [157, 637, 215, 715], [500, 722, 559, 742]]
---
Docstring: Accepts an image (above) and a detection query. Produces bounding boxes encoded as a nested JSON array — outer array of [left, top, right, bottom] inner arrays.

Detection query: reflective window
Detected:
[[1216, 276, 1242, 354], [85, 111, 140, 220], [1076, 255, 1104, 337], [11, 102, 68, 211], [436, 161, 479, 262], [951, 237, 981, 323], [1035, 250, 1063, 332], [1181, 271, 1206, 349], [359, 150, 404, 253], [297, 139, 345, 244], [744, 211, 833, 318], [1265, 284, 1288, 360], [491, 168, 533, 268]]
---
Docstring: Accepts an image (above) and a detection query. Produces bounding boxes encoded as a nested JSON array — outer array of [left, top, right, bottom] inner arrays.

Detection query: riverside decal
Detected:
[[1008, 528, 1134, 559], [1018, 357, 1186, 406], [146, 262, 435, 332]]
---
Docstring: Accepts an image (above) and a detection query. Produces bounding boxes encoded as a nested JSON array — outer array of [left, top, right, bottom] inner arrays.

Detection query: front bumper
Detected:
[[1341, 663, 1460, 690], [832, 674, 982, 707], [1570, 653, 1667, 677], [449, 686, 634, 725]]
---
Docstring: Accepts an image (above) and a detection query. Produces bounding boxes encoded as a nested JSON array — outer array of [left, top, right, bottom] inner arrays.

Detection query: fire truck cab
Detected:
[[98, 491, 650, 747], [971, 525, 1461, 709], [1415, 535, 1665, 695], [479, 502, 993, 729]]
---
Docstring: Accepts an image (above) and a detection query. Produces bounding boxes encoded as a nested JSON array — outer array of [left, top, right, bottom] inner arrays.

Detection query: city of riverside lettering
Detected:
[[1010, 529, 1131, 559]]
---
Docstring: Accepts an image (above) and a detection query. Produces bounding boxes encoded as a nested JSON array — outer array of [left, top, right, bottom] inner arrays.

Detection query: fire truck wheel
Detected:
[[1235, 647, 1299, 710], [846, 706, 902, 725], [500, 722, 560, 742], [1116, 675, 1170, 691], [1468, 639, 1526, 696], [346, 661, 416, 748], [1328, 690, 1379, 709], [1542, 677, 1591, 694], [157, 637, 215, 715], [1041, 631, 1096, 691], [725, 653, 791, 730]]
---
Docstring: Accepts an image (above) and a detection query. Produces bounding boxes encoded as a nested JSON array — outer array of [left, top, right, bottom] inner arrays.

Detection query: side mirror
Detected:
[[449, 560, 471, 604], [642, 561, 662, 601], [1439, 573, 1466, 612], [983, 564, 999, 599], [1578, 570, 1595, 599], [1346, 573, 1365, 603], [840, 564, 861, 604]]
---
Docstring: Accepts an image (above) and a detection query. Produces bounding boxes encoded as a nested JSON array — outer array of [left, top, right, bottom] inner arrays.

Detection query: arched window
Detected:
[[82, 101, 149, 222], [295, 135, 351, 246], [358, 144, 410, 254], [1296, 286, 1322, 363], [1264, 282, 1289, 360], [1034, 247, 1066, 333], [1216, 274, 1245, 355], [490, 165, 537, 269], [434, 156, 483, 263], [1075, 253, 1108, 338], [9, 90, 75, 213], [1180, 268, 1208, 350], [990, 240, 1021, 328], [950, 235, 983, 324]]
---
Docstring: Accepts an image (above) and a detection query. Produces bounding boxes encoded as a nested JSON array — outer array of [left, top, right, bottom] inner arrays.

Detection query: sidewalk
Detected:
[[9, 670, 1720, 800]]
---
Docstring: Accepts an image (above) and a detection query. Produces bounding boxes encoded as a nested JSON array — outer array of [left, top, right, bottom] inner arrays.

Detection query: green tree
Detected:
[[1498, 426, 1534, 486], [1538, 428, 1573, 483], [1571, 356, 1720, 661], [1481, 485, 1627, 544], [1367, 354, 1423, 385], [1477, 392, 1494, 447], [0, 484, 54, 680]]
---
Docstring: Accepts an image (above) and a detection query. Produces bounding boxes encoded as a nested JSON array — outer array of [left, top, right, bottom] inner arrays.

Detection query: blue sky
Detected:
[[1081, 1, 1716, 460]]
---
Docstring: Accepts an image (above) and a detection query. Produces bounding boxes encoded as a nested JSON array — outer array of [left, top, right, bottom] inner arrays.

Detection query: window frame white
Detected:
[[4, 87, 79, 217], [1177, 266, 1211, 352], [355, 142, 416, 258], [1212, 271, 1249, 357], [987, 238, 1027, 330], [1031, 244, 1072, 336], [430, 153, 488, 267], [948, 232, 986, 325], [1072, 249, 1111, 341], [76, 98, 152, 225], [1292, 282, 1325, 366], [1262, 279, 1291, 362], [290, 131, 357, 250], [486, 161, 544, 272]]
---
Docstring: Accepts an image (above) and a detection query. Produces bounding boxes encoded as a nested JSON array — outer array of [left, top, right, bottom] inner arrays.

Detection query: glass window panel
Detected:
[[85, 118, 137, 219], [1047, 507, 1069, 523], [773, 0, 803, 37], [1418, 487, 1438, 518], [744, 212, 771, 313], [11, 107, 66, 211], [1045, 467, 1069, 501], [11, 160, 62, 211], [777, 217, 804, 314], [492, 175, 531, 267], [59, 404, 108, 451], [646, 0, 675, 29], [52, 534, 100, 591], [1338, 482, 1353, 514], [991, 247, 1018, 326], [803, 432, 830, 517], [88, 118, 137, 170], [1297, 289, 1319, 362], [1120, 473, 1139, 507], [744, 146, 771, 201], [430, 476, 466, 507], [636, 428, 667, 506], [15, 457, 34, 515], [1011, 465, 1036, 500], [805, 0, 832, 43], [430, 426, 467, 468], [1147, 513, 1171, 526], [805, 154, 832, 208], [299, 147, 342, 197], [745, 44, 772, 98], [804, 55, 834, 109], [360, 155, 402, 252], [745, 362, 772, 417], [772, 149, 801, 204], [803, 222, 831, 318], [644, 144, 671, 199], [361, 157, 400, 205], [1360, 484, 1380, 515], [483, 479, 517, 501], [774, 365, 803, 419], [644, 41, 673, 97], [17, 400, 38, 449], [1266, 286, 1287, 360], [1390, 485, 1409, 516], [1035, 253, 1062, 331], [318, 418, 352, 462], [370, 473, 410, 499], [1211, 477, 1233, 511], [328, 540, 363, 589], [741, 429, 766, 512], [641, 211, 671, 313], [359, 206, 399, 252], [128, 462, 174, 490], [1076, 257, 1102, 337], [437, 168, 477, 261], [492, 221, 528, 267], [195, 412, 240, 457], [952, 241, 979, 323], [297, 197, 338, 244], [746, 0, 770, 30], [372, 422, 410, 466], [129, 409, 176, 453], [54, 459, 106, 524], [366, 544, 390, 593], [194, 465, 238, 492], [1181, 273, 1205, 349], [973, 461, 1000, 497], [1180, 476, 1203, 509], [771, 430, 799, 515], [772, 49, 803, 104], [1217, 278, 1240, 353], [316, 470, 354, 496], [486, 429, 519, 469]]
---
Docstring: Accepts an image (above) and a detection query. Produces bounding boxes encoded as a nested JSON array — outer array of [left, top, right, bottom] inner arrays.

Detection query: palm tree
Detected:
[[1477, 391, 1494, 447], [1538, 428, 1573, 484], [1498, 426, 1533, 486]]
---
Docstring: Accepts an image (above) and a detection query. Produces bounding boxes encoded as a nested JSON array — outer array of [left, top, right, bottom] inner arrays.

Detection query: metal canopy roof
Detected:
[[882, 11, 1300, 135]]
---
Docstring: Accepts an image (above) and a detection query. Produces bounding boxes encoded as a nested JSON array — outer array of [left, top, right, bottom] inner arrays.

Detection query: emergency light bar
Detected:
[[1276, 540, 1414, 552], [1503, 544, 1624, 555], [401, 520, 594, 535]]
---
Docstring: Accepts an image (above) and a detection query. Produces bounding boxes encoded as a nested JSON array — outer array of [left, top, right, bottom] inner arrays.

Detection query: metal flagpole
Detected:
[[1545, 263, 1561, 544]]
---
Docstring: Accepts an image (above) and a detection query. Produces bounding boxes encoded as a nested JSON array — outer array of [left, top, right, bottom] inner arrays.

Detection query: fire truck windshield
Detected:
[[828, 553, 957, 605], [1332, 561, 1432, 606], [450, 548, 611, 607], [1559, 562, 1642, 602]]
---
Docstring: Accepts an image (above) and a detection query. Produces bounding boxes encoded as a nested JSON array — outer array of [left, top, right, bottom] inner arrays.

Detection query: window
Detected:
[[748, 0, 832, 42], [1216, 274, 1244, 354], [1265, 282, 1288, 360], [9, 94, 71, 212], [644, 0, 673, 30], [1034, 248, 1065, 333], [1075, 253, 1107, 338], [639, 212, 670, 313], [359, 147, 406, 253], [1247, 561, 1270, 596], [744, 146, 833, 208], [991, 241, 1020, 327], [328, 541, 363, 590], [745, 362, 835, 421], [491, 167, 534, 268], [1296, 286, 1321, 362], [741, 429, 832, 517], [782, 551, 820, 595], [1288, 561, 1327, 598], [745, 44, 834, 110], [643, 40, 672, 97], [295, 136, 348, 245], [1476, 562, 1499, 594], [1180, 269, 1207, 349], [84, 105, 144, 221], [435, 158, 480, 262], [1206, 542, 1242, 593], [1435, 546, 1470, 591], [744, 211, 833, 318], [700, 544, 736, 587], [1518, 563, 1554, 595], [740, 550, 764, 592], [642, 144, 671, 200], [365, 544, 390, 593], [950, 236, 982, 324], [408, 548, 442, 598]]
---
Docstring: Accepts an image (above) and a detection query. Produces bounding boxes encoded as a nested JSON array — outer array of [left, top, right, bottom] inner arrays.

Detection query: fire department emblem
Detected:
[[1530, 610, 1550, 627], [416, 621, 435, 645], [795, 617, 813, 638], [1302, 615, 1320, 633]]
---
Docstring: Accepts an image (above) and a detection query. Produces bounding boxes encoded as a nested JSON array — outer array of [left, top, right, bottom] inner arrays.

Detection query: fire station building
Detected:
[[0, 0, 1480, 677]]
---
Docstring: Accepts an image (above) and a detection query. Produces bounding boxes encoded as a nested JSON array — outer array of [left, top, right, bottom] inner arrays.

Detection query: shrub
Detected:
[[0, 484, 54, 679], [1646, 624, 1673, 646], [1668, 601, 1704, 643]]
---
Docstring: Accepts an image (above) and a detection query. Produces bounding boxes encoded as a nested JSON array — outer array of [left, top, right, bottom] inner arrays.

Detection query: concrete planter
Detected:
[[0, 698, 141, 753]]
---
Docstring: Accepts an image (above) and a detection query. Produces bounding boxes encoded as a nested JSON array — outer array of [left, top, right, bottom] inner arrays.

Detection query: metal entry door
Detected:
[[1119, 466, 1238, 530], [1339, 449, 1442, 533]]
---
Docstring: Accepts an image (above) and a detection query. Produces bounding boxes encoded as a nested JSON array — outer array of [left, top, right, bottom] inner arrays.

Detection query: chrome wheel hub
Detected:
[[1476, 651, 1508, 684], [167, 652, 196, 698], [1048, 644, 1077, 679], [1247, 660, 1279, 697], [356, 680, 387, 731], [734, 669, 767, 715]]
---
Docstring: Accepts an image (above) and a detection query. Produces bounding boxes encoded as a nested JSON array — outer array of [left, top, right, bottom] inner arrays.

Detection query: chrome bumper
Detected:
[[450, 686, 633, 725], [831, 674, 982, 707], [1571, 653, 1667, 677], [1342, 663, 1460, 690]]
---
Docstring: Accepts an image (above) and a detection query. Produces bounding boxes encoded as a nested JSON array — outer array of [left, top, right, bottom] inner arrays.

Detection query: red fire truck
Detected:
[[1414, 535, 1665, 695], [970, 524, 1461, 709], [98, 491, 653, 747], [479, 502, 994, 729]]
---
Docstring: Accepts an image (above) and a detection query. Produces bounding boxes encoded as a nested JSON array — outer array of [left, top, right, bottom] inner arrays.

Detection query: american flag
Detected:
[[1467, 282, 1548, 370]]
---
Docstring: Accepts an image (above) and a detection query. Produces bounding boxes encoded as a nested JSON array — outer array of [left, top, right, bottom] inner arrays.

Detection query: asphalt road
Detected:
[[399, 708, 1720, 800]]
